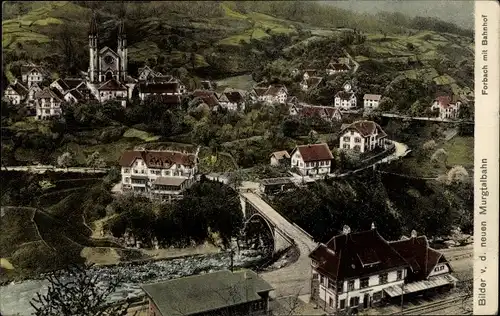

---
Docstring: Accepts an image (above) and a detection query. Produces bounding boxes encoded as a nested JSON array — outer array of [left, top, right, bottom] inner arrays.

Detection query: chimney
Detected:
[[371, 222, 376, 230], [411, 230, 417, 238], [342, 225, 351, 235]]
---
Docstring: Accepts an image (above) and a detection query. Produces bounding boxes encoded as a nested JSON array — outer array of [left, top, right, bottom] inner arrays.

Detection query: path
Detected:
[[3, 165, 110, 174], [343, 48, 359, 73], [240, 191, 317, 298], [381, 113, 474, 125]]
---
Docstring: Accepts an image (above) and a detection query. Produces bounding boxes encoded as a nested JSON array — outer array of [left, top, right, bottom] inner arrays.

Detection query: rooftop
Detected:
[[293, 143, 333, 162], [141, 270, 273, 316], [119, 150, 197, 168]]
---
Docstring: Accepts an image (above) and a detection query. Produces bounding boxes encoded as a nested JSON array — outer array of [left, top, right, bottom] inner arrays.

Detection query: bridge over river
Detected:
[[239, 186, 318, 298]]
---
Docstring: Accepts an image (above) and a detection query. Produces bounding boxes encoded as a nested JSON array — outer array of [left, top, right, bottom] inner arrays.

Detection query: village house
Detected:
[[300, 76, 323, 92], [3, 80, 28, 105], [64, 88, 85, 104], [200, 80, 213, 90], [192, 90, 220, 111], [138, 65, 162, 81], [21, 63, 49, 88], [119, 148, 200, 202], [96, 79, 128, 106], [138, 82, 182, 101], [50, 78, 88, 104], [339, 120, 387, 153], [326, 57, 351, 75], [296, 104, 342, 123], [290, 143, 333, 176], [218, 91, 245, 111], [270, 150, 290, 166], [34, 88, 63, 120], [303, 69, 318, 81], [309, 225, 457, 314], [141, 270, 273, 316], [363, 94, 382, 109], [334, 81, 357, 110], [430, 95, 462, 119], [253, 84, 288, 105], [26, 83, 42, 106]]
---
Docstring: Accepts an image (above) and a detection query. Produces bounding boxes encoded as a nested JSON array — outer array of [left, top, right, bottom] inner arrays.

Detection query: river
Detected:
[[0, 250, 264, 316]]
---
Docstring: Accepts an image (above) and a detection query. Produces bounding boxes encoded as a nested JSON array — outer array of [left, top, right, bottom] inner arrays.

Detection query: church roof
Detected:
[[99, 46, 119, 56], [98, 79, 127, 91], [89, 12, 98, 36]]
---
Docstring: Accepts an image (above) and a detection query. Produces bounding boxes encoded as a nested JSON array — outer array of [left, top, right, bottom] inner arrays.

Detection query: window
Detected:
[[348, 280, 355, 291], [339, 299, 346, 309], [360, 277, 369, 288], [329, 297, 334, 307], [343, 136, 350, 142], [133, 169, 138, 174], [349, 296, 359, 307], [379, 273, 388, 284], [312, 272, 318, 280], [373, 291, 382, 302], [354, 137, 361, 143], [320, 161, 324, 166], [328, 278, 335, 290], [337, 282, 343, 293], [397, 270, 403, 281], [124, 168, 130, 173], [343, 144, 350, 149], [124, 177, 130, 183], [320, 275, 325, 285]]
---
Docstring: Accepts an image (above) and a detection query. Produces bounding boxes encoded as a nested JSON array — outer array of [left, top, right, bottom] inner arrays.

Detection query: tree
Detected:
[[422, 139, 437, 152], [57, 152, 73, 171], [447, 165, 469, 184], [86, 151, 106, 171], [31, 264, 136, 316], [430, 148, 448, 167]]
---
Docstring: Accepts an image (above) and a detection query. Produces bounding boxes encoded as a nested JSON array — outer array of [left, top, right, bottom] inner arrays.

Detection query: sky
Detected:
[[323, 0, 474, 30]]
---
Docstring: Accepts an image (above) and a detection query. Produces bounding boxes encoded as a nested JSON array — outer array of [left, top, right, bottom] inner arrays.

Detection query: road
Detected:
[[240, 191, 317, 298], [3, 165, 109, 174], [381, 113, 474, 125]]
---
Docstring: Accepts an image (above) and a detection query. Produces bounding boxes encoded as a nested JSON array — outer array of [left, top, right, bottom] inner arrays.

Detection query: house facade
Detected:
[[431, 96, 462, 119], [363, 94, 382, 109], [34, 88, 63, 120], [97, 79, 128, 105], [119, 148, 200, 201], [339, 120, 387, 153], [309, 226, 457, 314], [290, 143, 333, 176], [270, 150, 290, 166], [218, 91, 245, 111], [3, 81, 28, 105], [254, 84, 288, 105], [334, 81, 357, 110], [138, 82, 182, 101], [141, 270, 273, 316], [21, 64, 48, 88]]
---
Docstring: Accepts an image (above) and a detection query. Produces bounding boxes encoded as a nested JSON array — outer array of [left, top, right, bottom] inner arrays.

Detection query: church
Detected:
[[87, 13, 136, 104]]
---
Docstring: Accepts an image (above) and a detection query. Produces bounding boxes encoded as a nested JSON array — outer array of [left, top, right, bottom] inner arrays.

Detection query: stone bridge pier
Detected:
[[240, 195, 293, 254]]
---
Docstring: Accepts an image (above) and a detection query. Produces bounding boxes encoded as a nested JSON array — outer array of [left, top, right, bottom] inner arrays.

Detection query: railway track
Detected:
[[392, 294, 470, 315]]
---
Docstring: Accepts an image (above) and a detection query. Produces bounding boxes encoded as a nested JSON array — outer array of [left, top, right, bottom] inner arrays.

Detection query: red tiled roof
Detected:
[[119, 150, 197, 168], [363, 94, 381, 101], [309, 229, 410, 280], [390, 236, 447, 280], [342, 120, 387, 138], [98, 79, 127, 91], [293, 143, 333, 162], [435, 95, 460, 108]]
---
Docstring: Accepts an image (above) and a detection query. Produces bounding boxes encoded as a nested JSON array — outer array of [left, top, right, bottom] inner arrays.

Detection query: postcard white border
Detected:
[[474, 1, 499, 315]]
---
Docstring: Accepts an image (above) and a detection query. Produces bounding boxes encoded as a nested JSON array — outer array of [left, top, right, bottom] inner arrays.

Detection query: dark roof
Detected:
[[309, 229, 410, 280], [335, 91, 355, 100], [9, 82, 28, 96], [201, 80, 212, 90], [139, 82, 179, 94], [50, 87, 65, 100], [306, 77, 323, 90], [65, 78, 85, 89], [293, 143, 333, 162], [151, 75, 174, 83], [266, 84, 287, 96], [153, 177, 187, 187], [119, 150, 197, 168], [52, 78, 69, 91], [65, 88, 84, 101], [254, 87, 269, 96], [389, 236, 447, 279], [328, 63, 350, 71], [193, 90, 219, 107], [98, 79, 127, 91], [301, 106, 327, 118], [141, 270, 273, 316], [342, 120, 387, 138], [89, 12, 98, 35], [35, 87, 62, 100], [224, 91, 244, 103]]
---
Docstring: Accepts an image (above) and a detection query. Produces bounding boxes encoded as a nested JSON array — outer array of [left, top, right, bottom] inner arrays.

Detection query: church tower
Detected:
[[117, 20, 128, 82], [88, 12, 98, 83]]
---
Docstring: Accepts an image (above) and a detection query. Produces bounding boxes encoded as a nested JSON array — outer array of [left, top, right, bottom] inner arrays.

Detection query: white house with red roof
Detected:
[[309, 225, 457, 314], [290, 143, 333, 176], [119, 148, 200, 201], [430, 95, 462, 119], [339, 120, 387, 153]]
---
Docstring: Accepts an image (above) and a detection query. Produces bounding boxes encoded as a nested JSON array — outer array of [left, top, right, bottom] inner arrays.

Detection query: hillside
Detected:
[[2, 1, 473, 90]]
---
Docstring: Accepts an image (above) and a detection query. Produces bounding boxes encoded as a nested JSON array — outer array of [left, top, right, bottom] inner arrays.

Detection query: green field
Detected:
[[442, 136, 474, 169]]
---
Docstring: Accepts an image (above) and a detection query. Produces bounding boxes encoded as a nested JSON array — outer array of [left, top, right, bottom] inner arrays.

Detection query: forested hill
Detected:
[[3, 1, 473, 88]]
